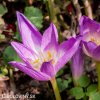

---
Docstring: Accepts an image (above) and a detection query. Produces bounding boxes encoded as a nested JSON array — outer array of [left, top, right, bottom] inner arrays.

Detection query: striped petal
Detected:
[[11, 41, 36, 69], [79, 16, 100, 35], [82, 41, 97, 57], [41, 23, 58, 51], [40, 61, 55, 78], [71, 44, 84, 80], [17, 11, 42, 53], [55, 38, 80, 73], [92, 46, 100, 61], [9, 61, 50, 81]]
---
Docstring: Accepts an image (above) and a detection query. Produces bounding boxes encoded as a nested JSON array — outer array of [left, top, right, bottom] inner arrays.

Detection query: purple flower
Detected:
[[79, 16, 100, 61], [9, 12, 80, 81], [71, 42, 84, 81], [70, 35, 84, 86]]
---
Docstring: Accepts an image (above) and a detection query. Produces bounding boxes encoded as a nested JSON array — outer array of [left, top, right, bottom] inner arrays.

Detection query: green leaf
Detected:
[[78, 75, 90, 88], [57, 78, 69, 92], [89, 92, 100, 100], [86, 84, 97, 96], [0, 34, 6, 42], [0, 4, 7, 15], [13, 22, 21, 41], [14, 31, 21, 41], [70, 87, 85, 99], [24, 6, 43, 29], [56, 69, 64, 77], [3, 46, 21, 64], [1, 67, 8, 75]]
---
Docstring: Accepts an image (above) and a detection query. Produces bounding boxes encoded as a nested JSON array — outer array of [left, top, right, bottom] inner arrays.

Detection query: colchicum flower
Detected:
[[79, 16, 100, 61], [71, 43, 84, 85], [79, 16, 100, 92], [9, 12, 80, 81]]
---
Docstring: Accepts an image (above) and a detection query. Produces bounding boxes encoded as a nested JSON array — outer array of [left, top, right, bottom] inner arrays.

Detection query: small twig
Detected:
[[83, 0, 93, 19], [72, 0, 82, 22], [58, 15, 70, 30], [46, 0, 63, 42], [9, 68, 16, 93], [71, 14, 77, 36], [3, 30, 14, 33]]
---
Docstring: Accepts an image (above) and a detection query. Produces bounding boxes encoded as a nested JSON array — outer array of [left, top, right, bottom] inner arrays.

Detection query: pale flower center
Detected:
[[28, 50, 55, 70], [90, 37, 100, 45]]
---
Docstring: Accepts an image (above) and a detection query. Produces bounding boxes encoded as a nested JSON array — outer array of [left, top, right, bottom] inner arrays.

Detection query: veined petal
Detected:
[[58, 38, 76, 52], [17, 11, 42, 53], [71, 44, 84, 80], [79, 16, 100, 42], [40, 61, 55, 78], [92, 46, 100, 61], [79, 16, 100, 35], [82, 41, 97, 57], [41, 23, 58, 51], [55, 38, 80, 73], [9, 61, 50, 81], [11, 41, 36, 69]]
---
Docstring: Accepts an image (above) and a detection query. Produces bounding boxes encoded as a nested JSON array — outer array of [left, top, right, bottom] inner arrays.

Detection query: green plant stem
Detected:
[[50, 77, 61, 100], [73, 78, 79, 86], [47, 0, 57, 25], [9, 68, 16, 92], [96, 62, 100, 93], [46, 0, 63, 42]]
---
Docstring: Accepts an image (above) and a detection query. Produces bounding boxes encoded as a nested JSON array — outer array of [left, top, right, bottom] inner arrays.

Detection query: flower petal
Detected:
[[17, 11, 42, 53], [82, 41, 97, 57], [71, 44, 84, 80], [58, 38, 76, 52], [55, 38, 80, 73], [79, 16, 100, 35], [79, 16, 100, 42], [41, 23, 58, 51], [9, 61, 50, 81], [92, 46, 100, 61], [40, 61, 55, 78], [11, 41, 36, 69]]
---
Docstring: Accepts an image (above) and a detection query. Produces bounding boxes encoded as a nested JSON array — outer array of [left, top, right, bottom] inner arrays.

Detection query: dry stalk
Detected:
[[83, 0, 93, 19], [72, 0, 82, 21]]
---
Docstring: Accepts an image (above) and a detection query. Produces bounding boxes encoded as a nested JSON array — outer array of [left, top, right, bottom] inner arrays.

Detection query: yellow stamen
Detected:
[[43, 58, 46, 62], [90, 37, 100, 45], [27, 58, 40, 70], [52, 59, 55, 64], [48, 51, 52, 59], [91, 37, 95, 42], [33, 59, 39, 64]]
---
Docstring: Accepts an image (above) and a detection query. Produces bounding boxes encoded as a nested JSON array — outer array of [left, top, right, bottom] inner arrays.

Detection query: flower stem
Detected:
[[96, 62, 100, 93], [9, 68, 16, 92], [82, 0, 93, 19], [73, 78, 79, 86], [50, 77, 61, 100], [46, 0, 63, 42], [47, 0, 58, 25]]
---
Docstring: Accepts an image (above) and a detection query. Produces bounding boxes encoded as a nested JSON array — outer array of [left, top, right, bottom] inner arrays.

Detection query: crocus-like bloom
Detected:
[[9, 12, 80, 81], [79, 16, 100, 61], [71, 42, 84, 81]]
